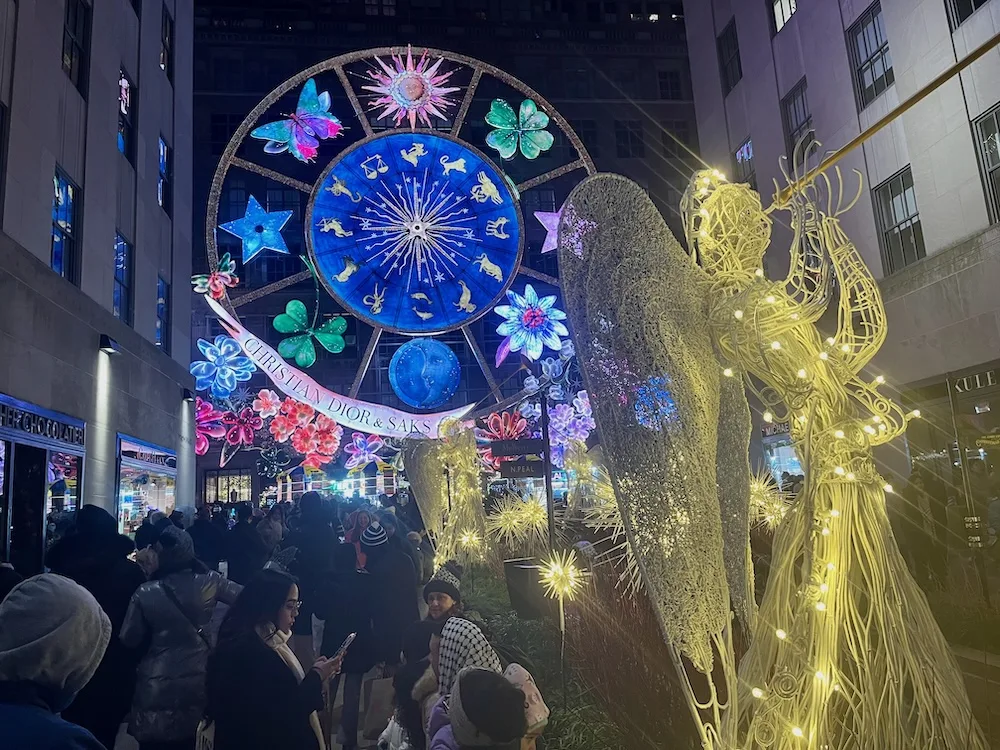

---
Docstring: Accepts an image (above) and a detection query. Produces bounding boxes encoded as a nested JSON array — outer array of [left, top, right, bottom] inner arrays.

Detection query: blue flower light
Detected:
[[190, 335, 257, 399], [494, 284, 569, 362], [634, 375, 679, 431]]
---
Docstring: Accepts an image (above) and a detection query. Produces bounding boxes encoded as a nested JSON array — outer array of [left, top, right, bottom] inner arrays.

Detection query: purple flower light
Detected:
[[494, 284, 569, 363]]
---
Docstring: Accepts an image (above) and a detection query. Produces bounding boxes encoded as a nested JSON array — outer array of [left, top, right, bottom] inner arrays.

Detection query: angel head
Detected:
[[681, 169, 771, 288]]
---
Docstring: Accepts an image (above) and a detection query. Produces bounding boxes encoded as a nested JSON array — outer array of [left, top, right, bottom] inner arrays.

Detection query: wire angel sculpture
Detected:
[[557, 149, 986, 748]]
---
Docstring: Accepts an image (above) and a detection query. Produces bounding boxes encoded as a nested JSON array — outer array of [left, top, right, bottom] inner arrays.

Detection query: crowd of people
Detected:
[[0, 490, 548, 750]]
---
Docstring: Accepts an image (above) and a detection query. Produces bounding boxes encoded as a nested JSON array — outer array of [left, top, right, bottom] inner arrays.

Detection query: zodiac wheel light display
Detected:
[[200, 47, 594, 439]]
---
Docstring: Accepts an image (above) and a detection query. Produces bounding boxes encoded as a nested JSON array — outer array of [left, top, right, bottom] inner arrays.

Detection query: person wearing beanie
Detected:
[[0, 574, 112, 749], [427, 667, 527, 750], [46, 505, 147, 748], [423, 563, 463, 623], [120, 526, 242, 750]]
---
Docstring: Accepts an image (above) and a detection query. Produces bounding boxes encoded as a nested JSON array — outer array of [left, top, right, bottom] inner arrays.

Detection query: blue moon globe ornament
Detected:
[[389, 338, 462, 410]]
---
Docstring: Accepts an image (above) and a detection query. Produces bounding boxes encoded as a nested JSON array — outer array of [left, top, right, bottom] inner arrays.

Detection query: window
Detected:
[[850, 4, 894, 108], [661, 120, 691, 158], [615, 120, 645, 158], [574, 119, 599, 157], [564, 67, 594, 98], [158, 137, 172, 215], [211, 114, 244, 155], [113, 233, 133, 325], [156, 277, 171, 354], [734, 137, 756, 189], [51, 170, 80, 282], [658, 70, 683, 100], [948, 0, 991, 28], [118, 69, 135, 162], [365, 0, 396, 14], [204, 469, 253, 504], [160, 6, 174, 81], [62, 0, 90, 94], [782, 78, 813, 157], [604, 1, 618, 23], [875, 167, 925, 274], [772, 0, 797, 33], [975, 105, 1000, 222], [717, 19, 742, 96]]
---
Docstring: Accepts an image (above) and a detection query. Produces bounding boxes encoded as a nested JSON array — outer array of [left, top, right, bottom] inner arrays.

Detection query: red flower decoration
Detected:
[[476, 410, 529, 470], [315, 415, 344, 457], [195, 397, 227, 456], [281, 398, 315, 427], [223, 408, 263, 447], [291, 423, 320, 455], [269, 414, 296, 443], [302, 452, 333, 470]]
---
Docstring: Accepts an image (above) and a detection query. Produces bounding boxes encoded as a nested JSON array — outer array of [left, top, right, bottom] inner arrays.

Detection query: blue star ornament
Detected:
[[219, 195, 293, 263]]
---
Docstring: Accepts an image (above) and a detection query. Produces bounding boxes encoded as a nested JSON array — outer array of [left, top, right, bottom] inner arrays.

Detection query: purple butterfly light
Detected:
[[251, 78, 343, 163]]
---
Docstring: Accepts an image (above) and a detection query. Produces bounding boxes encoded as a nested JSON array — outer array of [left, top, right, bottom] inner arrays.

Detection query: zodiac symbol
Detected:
[[412, 307, 435, 321], [363, 284, 385, 315], [325, 176, 362, 203], [470, 172, 503, 205], [411, 293, 432, 304], [318, 217, 353, 237], [335, 257, 359, 283], [474, 253, 504, 282], [361, 154, 389, 179], [463, 229, 476, 240], [485, 217, 510, 240], [455, 280, 477, 314], [401, 143, 427, 166], [440, 155, 467, 176]]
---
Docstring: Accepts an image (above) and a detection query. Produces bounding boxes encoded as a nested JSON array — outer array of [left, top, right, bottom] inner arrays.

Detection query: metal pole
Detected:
[[947, 374, 991, 605], [539, 390, 556, 550]]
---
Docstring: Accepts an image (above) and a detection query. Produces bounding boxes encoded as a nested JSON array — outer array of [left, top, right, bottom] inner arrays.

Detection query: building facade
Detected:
[[683, 0, 1000, 505], [0, 0, 195, 573], [191, 0, 696, 505]]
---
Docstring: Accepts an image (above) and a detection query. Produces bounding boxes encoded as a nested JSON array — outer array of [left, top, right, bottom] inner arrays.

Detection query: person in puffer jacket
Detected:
[[427, 667, 526, 750], [120, 526, 241, 750]]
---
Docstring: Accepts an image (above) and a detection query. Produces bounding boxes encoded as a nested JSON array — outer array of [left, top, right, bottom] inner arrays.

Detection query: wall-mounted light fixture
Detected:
[[182, 388, 195, 402], [99, 334, 121, 355]]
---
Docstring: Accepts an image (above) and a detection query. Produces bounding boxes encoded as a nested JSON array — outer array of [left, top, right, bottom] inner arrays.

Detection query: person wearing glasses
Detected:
[[206, 569, 342, 750]]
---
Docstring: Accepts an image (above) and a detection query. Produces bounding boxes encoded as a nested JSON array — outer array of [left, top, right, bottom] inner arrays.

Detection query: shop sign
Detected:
[[974, 433, 1000, 448], [491, 439, 546, 457], [954, 369, 997, 394], [0, 396, 85, 447], [120, 438, 177, 470], [761, 421, 790, 438], [500, 460, 546, 479]]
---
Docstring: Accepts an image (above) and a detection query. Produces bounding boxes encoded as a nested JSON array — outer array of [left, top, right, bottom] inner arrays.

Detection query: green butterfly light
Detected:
[[273, 300, 346, 368], [485, 99, 554, 160]]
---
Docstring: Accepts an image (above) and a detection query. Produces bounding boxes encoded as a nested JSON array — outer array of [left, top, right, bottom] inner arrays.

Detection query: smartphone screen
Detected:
[[335, 632, 357, 658]]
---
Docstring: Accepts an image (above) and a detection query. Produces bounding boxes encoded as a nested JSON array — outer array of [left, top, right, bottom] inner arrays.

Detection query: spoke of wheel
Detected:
[[230, 271, 313, 307], [334, 64, 374, 138], [518, 266, 560, 287], [231, 158, 312, 194], [350, 327, 382, 398], [451, 67, 482, 136], [462, 326, 502, 403], [516, 159, 587, 194]]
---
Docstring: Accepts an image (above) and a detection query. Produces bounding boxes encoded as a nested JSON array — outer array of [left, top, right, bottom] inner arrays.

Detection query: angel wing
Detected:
[[557, 173, 751, 671]]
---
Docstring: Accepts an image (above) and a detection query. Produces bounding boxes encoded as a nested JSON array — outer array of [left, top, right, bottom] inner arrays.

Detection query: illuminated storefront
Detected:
[[117, 436, 177, 536], [0, 393, 86, 573], [761, 421, 802, 485]]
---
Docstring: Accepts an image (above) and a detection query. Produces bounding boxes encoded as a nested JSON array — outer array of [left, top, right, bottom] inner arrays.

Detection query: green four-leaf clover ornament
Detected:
[[273, 300, 347, 368], [486, 99, 554, 160]]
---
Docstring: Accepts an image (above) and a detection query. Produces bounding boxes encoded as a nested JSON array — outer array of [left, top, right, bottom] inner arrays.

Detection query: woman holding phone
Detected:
[[205, 570, 343, 750]]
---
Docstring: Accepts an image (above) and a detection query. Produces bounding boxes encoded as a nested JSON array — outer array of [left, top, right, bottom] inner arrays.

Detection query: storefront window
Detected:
[[205, 469, 252, 504], [118, 436, 177, 536], [46, 451, 81, 552], [761, 422, 802, 485]]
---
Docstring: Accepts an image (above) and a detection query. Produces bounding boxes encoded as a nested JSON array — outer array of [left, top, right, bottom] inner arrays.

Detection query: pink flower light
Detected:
[[252, 388, 281, 418], [223, 408, 263, 447], [194, 397, 227, 456]]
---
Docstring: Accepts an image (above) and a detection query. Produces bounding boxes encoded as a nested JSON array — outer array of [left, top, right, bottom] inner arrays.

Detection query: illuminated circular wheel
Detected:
[[205, 46, 595, 427]]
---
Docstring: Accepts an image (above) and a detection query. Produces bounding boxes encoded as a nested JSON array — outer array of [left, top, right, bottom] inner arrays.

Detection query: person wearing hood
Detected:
[[226, 502, 271, 585], [426, 667, 526, 750], [0, 574, 112, 749], [46, 505, 147, 748], [0, 561, 23, 603], [206, 569, 342, 750], [120, 526, 241, 750], [282, 491, 338, 667]]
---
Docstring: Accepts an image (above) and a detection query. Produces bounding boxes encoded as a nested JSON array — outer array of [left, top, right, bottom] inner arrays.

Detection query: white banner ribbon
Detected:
[[205, 297, 474, 439]]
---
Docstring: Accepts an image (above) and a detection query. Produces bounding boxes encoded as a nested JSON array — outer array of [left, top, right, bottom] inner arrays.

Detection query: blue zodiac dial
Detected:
[[308, 131, 523, 334], [389, 338, 461, 410]]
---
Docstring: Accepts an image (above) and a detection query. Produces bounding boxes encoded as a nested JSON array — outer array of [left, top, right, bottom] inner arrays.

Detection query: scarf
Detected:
[[256, 623, 325, 750], [436, 618, 502, 697], [344, 510, 372, 570]]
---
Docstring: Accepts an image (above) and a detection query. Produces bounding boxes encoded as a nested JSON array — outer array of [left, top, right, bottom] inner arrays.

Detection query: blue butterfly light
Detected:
[[250, 78, 343, 163]]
